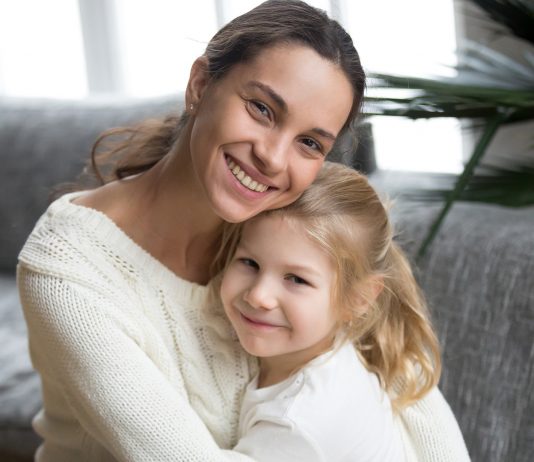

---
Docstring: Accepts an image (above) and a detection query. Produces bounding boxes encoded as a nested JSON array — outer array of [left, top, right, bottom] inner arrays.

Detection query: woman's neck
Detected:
[[125, 154, 225, 284], [76, 146, 223, 285]]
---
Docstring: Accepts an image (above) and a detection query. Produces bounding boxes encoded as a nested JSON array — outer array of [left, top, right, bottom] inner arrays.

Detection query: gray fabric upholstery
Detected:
[[0, 95, 183, 461], [0, 275, 41, 461], [0, 96, 182, 272], [390, 201, 534, 462]]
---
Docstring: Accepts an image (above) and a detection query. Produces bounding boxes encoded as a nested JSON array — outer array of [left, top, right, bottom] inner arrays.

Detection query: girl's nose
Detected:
[[252, 132, 291, 175], [243, 277, 278, 311]]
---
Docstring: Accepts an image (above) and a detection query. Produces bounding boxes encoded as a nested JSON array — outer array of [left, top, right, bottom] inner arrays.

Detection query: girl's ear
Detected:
[[186, 56, 210, 109], [367, 276, 384, 305], [337, 276, 384, 327], [353, 275, 384, 316]]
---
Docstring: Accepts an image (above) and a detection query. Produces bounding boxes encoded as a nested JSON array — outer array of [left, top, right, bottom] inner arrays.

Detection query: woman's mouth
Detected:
[[226, 158, 270, 193]]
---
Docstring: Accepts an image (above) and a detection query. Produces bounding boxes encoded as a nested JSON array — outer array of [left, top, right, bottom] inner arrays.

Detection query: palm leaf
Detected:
[[470, 0, 534, 46], [362, 0, 534, 257], [365, 43, 534, 121], [402, 165, 534, 207]]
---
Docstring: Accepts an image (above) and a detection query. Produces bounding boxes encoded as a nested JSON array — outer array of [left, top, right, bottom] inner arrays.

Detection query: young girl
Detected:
[[217, 162, 471, 461]]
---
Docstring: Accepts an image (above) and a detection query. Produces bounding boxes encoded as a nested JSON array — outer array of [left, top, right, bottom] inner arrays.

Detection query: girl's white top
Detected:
[[234, 342, 405, 462], [17, 192, 471, 462]]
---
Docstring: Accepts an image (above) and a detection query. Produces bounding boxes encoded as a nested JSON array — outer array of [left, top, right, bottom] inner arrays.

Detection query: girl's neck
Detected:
[[257, 362, 295, 388], [257, 334, 337, 388]]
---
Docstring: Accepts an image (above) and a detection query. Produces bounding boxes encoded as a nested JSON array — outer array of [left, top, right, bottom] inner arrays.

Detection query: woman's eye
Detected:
[[286, 274, 309, 285], [239, 258, 259, 270], [249, 100, 271, 119], [300, 137, 323, 154]]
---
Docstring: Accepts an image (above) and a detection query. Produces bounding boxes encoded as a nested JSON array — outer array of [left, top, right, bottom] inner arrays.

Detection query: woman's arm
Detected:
[[19, 266, 255, 462]]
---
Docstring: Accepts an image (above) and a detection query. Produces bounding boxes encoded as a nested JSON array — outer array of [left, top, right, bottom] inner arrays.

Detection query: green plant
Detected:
[[364, 0, 534, 258]]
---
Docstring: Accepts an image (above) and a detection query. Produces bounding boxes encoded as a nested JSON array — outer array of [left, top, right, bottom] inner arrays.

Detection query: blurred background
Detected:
[[0, 0, 463, 173]]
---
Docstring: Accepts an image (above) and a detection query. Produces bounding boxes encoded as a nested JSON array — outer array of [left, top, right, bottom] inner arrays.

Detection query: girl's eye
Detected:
[[239, 258, 259, 270], [286, 274, 309, 285]]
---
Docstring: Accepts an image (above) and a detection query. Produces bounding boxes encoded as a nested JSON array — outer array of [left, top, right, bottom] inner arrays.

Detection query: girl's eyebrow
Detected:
[[245, 80, 337, 141], [285, 264, 322, 279]]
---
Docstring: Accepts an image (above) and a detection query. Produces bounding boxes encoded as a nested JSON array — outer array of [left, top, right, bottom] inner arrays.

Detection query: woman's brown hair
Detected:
[[87, 0, 365, 185]]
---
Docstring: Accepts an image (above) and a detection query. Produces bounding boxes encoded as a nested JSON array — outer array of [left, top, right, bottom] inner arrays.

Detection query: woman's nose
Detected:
[[243, 276, 278, 311], [252, 132, 291, 175]]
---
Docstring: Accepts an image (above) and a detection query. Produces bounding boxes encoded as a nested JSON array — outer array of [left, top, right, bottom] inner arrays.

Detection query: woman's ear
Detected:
[[186, 56, 210, 109]]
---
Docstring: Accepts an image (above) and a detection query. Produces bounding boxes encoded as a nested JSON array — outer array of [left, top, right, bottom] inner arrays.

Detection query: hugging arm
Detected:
[[19, 267, 255, 462]]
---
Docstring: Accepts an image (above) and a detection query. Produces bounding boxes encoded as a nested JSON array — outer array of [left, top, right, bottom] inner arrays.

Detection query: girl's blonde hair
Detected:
[[215, 161, 441, 410]]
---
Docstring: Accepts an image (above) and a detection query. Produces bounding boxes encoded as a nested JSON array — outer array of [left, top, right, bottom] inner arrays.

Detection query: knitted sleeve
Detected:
[[18, 266, 255, 462], [397, 387, 471, 462]]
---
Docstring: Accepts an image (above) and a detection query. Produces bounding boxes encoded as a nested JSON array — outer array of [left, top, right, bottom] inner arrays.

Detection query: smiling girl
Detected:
[[218, 162, 471, 461]]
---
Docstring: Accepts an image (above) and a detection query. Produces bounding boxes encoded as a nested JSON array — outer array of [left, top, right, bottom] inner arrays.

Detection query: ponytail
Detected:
[[89, 112, 189, 185]]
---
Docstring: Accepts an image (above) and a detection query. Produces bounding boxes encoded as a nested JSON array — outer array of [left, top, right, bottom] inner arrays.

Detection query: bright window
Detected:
[[0, 0, 87, 99], [0, 0, 462, 173], [344, 0, 462, 173]]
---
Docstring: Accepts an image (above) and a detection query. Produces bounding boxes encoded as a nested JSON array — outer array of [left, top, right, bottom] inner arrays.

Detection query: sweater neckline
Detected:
[[50, 190, 211, 304]]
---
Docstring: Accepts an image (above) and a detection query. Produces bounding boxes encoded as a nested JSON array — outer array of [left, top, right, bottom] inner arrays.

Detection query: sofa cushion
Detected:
[[0, 95, 184, 273], [391, 200, 534, 462], [0, 275, 42, 460]]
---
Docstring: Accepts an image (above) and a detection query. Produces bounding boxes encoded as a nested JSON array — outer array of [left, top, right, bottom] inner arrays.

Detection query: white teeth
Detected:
[[226, 158, 269, 192]]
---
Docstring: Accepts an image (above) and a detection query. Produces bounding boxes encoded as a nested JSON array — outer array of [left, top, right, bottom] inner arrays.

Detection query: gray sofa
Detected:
[[1, 96, 533, 462]]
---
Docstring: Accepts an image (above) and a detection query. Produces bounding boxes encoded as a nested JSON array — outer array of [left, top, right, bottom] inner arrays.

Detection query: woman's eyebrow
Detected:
[[245, 80, 337, 141], [311, 127, 336, 142], [245, 80, 288, 113]]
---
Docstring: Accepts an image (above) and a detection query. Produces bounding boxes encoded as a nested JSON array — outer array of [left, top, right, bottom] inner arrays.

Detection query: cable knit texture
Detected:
[[17, 192, 470, 462], [18, 192, 256, 462]]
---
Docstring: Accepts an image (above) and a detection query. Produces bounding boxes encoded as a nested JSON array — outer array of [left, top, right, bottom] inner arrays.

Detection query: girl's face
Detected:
[[187, 43, 354, 223], [220, 214, 339, 374]]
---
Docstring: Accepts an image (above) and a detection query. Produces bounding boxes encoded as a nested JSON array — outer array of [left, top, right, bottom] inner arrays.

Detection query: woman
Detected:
[[17, 1, 364, 460]]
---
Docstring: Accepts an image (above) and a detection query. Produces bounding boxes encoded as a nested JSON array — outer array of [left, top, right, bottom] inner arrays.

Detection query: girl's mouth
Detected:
[[240, 313, 281, 329]]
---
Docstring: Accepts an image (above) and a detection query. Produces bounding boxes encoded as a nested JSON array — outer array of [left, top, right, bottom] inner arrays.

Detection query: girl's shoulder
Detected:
[[240, 343, 404, 461], [296, 342, 390, 416]]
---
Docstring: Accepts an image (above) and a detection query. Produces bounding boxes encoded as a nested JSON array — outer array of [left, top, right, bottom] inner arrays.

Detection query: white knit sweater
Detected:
[[18, 192, 470, 462]]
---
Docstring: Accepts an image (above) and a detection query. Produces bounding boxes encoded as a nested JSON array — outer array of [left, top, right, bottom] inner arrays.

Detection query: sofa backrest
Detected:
[[394, 200, 534, 462], [0, 95, 184, 272]]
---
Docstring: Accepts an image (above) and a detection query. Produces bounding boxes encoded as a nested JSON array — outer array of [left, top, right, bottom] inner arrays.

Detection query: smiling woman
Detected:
[[16, 1, 366, 461], [186, 44, 353, 223]]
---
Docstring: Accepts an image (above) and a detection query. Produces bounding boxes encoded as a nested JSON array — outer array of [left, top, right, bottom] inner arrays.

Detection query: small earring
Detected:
[[189, 103, 194, 112]]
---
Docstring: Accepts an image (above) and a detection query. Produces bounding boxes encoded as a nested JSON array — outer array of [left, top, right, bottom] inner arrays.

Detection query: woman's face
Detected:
[[187, 43, 354, 223]]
